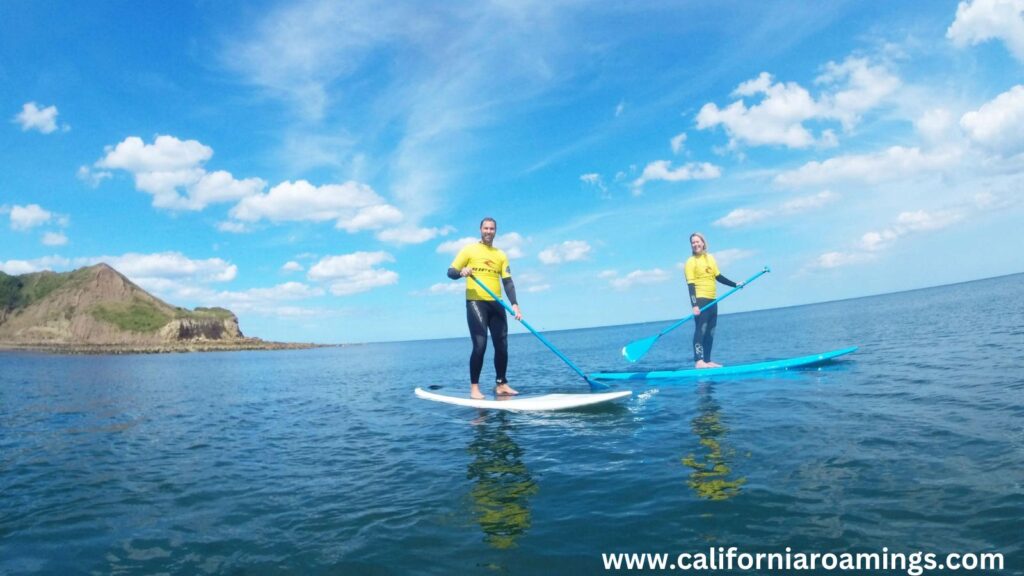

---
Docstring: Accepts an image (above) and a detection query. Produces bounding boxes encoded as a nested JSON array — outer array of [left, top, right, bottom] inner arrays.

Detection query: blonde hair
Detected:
[[690, 232, 708, 254]]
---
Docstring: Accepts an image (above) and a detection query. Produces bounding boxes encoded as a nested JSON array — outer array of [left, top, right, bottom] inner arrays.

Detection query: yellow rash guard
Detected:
[[450, 242, 512, 301], [684, 253, 721, 299]]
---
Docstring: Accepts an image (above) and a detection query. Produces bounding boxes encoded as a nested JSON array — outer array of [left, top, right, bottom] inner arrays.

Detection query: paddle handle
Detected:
[[658, 266, 770, 337], [468, 275, 592, 385]]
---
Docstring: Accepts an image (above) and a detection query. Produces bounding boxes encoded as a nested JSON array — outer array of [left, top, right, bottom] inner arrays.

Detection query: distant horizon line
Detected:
[[344, 270, 1023, 347]]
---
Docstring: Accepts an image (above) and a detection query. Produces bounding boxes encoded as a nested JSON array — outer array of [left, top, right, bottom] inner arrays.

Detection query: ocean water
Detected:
[[1, 274, 1021, 575]]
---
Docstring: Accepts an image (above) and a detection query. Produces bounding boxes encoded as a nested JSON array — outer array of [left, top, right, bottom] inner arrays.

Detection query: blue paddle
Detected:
[[621, 266, 770, 363], [468, 274, 597, 389]]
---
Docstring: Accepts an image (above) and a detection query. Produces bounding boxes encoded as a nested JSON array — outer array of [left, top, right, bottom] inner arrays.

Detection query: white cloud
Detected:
[[960, 85, 1024, 155], [83, 252, 238, 286], [41, 232, 68, 246], [307, 252, 399, 296], [714, 208, 772, 228], [217, 220, 251, 233], [436, 232, 526, 259], [526, 284, 551, 293], [580, 173, 608, 195], [697, 72, 820, 148], [538, 240, 591, 264], [816, 57, 901, 130], [376, 225, 454, 244], [423, 282, 465, 296], [671, 132, 687, 154], [604, 268, 673, 291], [916, 108, 956, 144], [774, 146, 959, 187], [812, 208, 967, 268], [715, 191, 839, 228], [632, 160, 721, 193], [0, 256, 71, 275], [77, 166, 113, 188], [96, 135, 265, 211], [615, 101, 626, 117], [282, 261, 304, 272], [9, 204, 52, 230], [947, 0, 1024, 62], [697, 58, 899, 149], [230, 179, 401, 232], [13, 102, 66, 134], [781, 190, 840, 213], [712, 248, 756, 268]]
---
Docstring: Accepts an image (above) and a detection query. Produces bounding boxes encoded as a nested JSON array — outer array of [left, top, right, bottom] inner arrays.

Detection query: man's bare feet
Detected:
[[470, 383, 485, 400], [707, 361, 723, 368], [695, 360, 711, 369], [495, 383, 519, 396]]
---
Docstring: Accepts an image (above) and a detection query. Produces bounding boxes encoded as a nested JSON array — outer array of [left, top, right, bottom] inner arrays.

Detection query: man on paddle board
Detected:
[[685, 232, 743, 369], [448, 217, 522, 399]]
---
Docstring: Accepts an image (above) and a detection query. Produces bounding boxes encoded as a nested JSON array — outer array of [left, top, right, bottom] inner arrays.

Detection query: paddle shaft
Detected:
[[657, 266, 770, 337], [468, 274, 592, 384]]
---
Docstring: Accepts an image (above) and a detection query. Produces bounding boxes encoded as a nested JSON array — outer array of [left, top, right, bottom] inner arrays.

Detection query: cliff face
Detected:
[[0, 263, 245, 346]]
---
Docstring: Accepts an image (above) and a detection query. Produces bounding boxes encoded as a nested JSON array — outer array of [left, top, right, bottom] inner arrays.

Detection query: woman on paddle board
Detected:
[[447, 217, 522, 400], [684, 232, 743, 369]]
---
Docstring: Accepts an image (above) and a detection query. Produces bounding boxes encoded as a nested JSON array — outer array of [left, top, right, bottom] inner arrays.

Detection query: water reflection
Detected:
[[681, 383, 746, 500], [466, 412, 539, 549]]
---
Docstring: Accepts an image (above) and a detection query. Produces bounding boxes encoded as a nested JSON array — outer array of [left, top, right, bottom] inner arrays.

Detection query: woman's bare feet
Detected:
[[470, 384, 485, 399], [495, 383, 519, 396]]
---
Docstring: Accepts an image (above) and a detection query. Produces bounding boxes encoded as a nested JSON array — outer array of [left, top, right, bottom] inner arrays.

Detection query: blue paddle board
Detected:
[[589, 346, 858, 381]]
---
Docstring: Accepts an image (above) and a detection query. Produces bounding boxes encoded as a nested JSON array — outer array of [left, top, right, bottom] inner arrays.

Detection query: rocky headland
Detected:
[[0, 263, 325, 354]]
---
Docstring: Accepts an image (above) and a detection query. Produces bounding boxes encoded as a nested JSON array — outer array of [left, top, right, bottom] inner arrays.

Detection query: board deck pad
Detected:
[[589, 346, 858, 381], [415, 387, 631, 411]]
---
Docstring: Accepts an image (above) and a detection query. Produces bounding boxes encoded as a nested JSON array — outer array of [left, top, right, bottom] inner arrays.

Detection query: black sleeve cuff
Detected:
[[716, 274, 737, 288], [447, 267, 461, 280]]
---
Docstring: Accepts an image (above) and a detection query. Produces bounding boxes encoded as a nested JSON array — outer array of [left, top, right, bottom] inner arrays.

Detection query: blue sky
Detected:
[[2, 0, 1022, 343]]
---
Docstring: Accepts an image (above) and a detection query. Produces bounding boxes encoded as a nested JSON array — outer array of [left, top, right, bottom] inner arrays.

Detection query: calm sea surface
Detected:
[[2, 274, 1022, 575]]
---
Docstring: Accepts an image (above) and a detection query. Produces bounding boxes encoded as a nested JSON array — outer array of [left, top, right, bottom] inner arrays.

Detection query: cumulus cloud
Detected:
[[716, 191, 840, 228], [436, 232, 526, 259], [538, 240, 592, 264], [0, 256, 72, 275], [86, 252, 238, 285], [774, 147, 959, 187], [632, 160, 721, 193], [41, 232, 68, 246], [580, 173, 608, 196], [376, 225, 454, 244], [960, 85, 1024, 155], [9, 204, 52, 230], [697, 58, 899, 149], [229, 179, 402, 232], [811, 208, 967, 269], [947, 0, 1024, 62], [421, 282, 466, 296], [307, 252, 399, 295], [671, 132, 687, 154], [603, 268, 673, 290], [95, 135, 266, 211], [12, 102, 67, 134], [282, 261, 304, 272]]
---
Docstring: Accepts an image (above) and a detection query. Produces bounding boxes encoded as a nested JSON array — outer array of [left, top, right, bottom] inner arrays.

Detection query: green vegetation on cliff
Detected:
[[91, 298, 171, 333], [1, 269, 89, 310]]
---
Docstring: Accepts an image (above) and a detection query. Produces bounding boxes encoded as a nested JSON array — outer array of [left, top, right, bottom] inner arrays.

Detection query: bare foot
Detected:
[[707, 361, 723, 368], [695, 360, 711, 369], [495, 383, 519, 396], [470, 384, 485, 400]]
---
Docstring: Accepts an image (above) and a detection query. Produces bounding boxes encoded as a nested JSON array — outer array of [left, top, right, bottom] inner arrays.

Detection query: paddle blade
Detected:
[[622, 335, 659, 363]]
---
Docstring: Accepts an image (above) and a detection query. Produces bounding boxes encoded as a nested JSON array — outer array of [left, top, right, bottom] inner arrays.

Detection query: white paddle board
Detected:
[[414, 387, 631, 411]]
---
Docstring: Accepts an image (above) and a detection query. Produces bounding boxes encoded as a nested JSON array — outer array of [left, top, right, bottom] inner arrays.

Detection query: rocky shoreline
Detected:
[[0, 339, 336, 355]]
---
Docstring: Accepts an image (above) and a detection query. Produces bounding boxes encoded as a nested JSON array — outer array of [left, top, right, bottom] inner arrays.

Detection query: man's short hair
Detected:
[[480, 217, 497, 228]]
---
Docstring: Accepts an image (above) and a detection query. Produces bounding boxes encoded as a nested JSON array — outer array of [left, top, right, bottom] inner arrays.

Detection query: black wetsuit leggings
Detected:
[[467, 300, 509, 384], [693, 298, 718, 363]]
